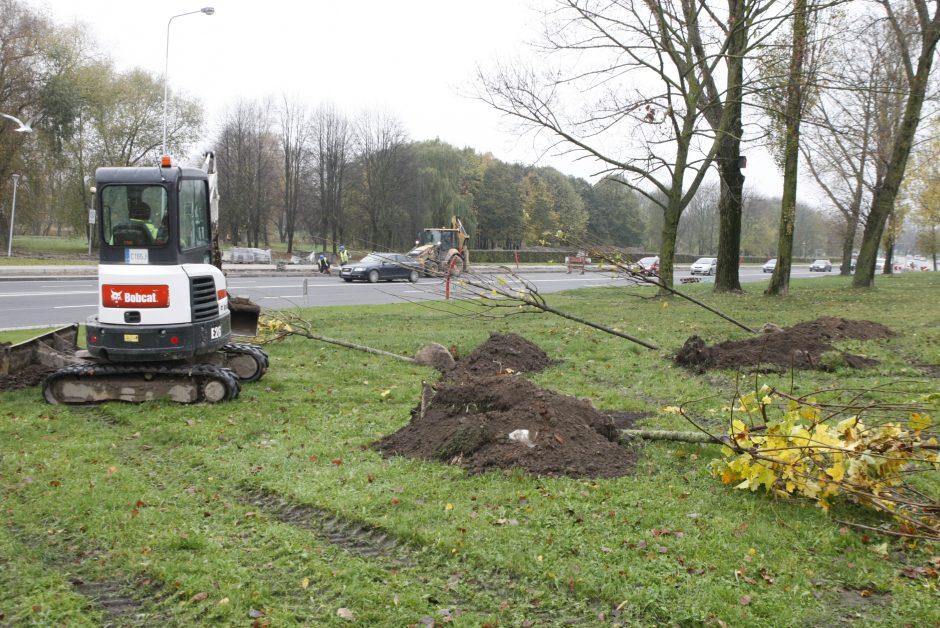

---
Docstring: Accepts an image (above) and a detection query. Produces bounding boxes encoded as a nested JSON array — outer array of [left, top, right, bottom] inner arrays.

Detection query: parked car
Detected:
[[809, 259, 832, 272], [690, 257, 717, 275], [636, 256, 659, 276], [762, 258, 777, 273], [340, 253, 420, 283]]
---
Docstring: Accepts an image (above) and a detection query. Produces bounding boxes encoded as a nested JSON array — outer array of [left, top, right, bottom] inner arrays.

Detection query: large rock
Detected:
[[414, 343, 455, 371]]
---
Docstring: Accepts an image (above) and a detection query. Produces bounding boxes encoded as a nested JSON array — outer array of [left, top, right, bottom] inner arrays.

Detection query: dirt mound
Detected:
[[675, 317, 892, 373], [445, 332, 554, 380], [787, 316, 894, 341], [375, 333, 639, 478], [0, 364, 54, 392], [374, 375, 636, 478]]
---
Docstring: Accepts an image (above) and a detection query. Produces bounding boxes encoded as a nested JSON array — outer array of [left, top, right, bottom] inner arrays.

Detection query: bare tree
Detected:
[[312, 104, 352, 253], [677, 181, 720, 255], [277, 95, 312, 253], [478, 0, 745, 292], [800, 71, 876, 275], [215, 99, 278, 247], [853, 0, 940, 287], [352, 110, 408, 249]]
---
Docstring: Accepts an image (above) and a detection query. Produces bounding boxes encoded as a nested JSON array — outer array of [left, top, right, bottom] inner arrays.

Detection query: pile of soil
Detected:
[[374, 333, 638, 478], [445, 332, 555, 381], [675, 316, 894, 373], [0, 364, 54, 392]]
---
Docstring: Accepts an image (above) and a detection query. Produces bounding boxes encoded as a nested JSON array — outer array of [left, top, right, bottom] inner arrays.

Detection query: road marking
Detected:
[[0, 290, 97, 297]]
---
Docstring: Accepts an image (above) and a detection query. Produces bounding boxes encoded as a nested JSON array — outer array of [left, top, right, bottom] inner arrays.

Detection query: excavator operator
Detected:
[[128, 197, 158, 241]]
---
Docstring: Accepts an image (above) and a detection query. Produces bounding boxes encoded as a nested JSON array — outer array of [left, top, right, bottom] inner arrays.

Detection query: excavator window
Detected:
[[179, 179, 209, 250], [421, 230, 442, 246], [102, 185, 168, 247]]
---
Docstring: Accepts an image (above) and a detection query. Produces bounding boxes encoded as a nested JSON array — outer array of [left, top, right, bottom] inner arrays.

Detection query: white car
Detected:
[[690, 257, 717, 275], [762, 258, 776, 273]]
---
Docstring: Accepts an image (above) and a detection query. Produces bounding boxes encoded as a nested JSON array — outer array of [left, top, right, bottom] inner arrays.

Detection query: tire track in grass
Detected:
[[123, 440, 600, 623], [65, 408, 617, 625], [68, 576, 173, 627], [4, 524, 176, 627], [239, 488, 412, 566], [237, 486, 605, 625]]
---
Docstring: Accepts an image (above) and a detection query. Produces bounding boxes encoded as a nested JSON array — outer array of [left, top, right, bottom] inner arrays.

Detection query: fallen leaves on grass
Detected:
[[336, 607, 356, 621]]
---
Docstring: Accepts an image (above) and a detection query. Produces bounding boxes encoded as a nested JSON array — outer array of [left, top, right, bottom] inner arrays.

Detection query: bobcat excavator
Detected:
[[3, 153, 268, 404]]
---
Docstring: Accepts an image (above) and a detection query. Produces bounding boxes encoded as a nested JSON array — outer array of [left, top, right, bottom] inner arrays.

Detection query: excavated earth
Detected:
[[374, 332, 639, 478], [674, 316, 895, 373], [0, 363, 55, 392]]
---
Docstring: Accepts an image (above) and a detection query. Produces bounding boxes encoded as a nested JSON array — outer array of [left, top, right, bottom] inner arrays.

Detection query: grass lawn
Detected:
[[1, 273, 938, 626]]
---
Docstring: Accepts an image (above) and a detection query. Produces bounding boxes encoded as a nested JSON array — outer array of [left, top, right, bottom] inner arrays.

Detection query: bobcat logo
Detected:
[[110, 289, 123, 304]]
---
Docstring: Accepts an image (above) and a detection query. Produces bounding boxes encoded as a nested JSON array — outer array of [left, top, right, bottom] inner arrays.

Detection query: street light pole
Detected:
[[88, 186, 97, 256], [7, 174, 20, 257], [162, 6, 215, 157]]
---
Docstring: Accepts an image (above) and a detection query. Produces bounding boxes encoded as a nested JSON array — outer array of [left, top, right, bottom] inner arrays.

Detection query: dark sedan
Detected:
[[340, 253, 420, 283]]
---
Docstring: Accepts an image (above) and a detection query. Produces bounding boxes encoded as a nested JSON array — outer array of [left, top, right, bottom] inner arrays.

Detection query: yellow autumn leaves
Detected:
[[710, 389, 939, 533]]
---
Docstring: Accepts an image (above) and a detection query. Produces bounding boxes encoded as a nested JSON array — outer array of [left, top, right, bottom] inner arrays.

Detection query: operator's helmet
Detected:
[[339, 245, 345, 250]]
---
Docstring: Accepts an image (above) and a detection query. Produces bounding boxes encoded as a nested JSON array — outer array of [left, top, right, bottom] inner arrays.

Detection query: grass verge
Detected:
[[1, 273, 938, 626]]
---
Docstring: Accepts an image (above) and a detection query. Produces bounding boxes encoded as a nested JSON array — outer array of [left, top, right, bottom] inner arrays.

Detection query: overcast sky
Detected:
[[32, 0, 788, 197]]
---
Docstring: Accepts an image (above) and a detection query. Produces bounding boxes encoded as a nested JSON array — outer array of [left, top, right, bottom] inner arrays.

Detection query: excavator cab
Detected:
[[408, 216, 470, 276]]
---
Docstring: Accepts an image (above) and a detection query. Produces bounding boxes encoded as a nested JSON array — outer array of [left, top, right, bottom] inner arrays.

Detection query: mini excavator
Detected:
[[5, 154, 268, 404]]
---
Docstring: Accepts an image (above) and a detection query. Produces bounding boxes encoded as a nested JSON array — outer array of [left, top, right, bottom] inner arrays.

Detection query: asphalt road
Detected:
[[0, 266, 829, 331]]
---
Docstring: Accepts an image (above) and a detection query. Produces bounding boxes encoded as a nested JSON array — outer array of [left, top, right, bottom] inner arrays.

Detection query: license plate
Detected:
[[124, 334, 139, 343]]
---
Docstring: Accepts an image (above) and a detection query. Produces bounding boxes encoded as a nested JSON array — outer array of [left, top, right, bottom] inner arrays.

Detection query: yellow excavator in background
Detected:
[[407, 216, 469, 276]]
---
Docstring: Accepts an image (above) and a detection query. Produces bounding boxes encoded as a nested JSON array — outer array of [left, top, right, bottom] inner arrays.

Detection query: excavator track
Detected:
[[220, 343, 269, 382], [42, 362, 240, 405]]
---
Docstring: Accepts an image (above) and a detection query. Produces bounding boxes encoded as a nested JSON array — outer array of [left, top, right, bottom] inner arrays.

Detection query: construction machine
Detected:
[[4, 153, 268, 405], [407, 216, 469, 276]]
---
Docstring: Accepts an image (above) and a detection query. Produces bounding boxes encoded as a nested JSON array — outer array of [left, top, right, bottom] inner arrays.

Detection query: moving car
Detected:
[[809, 259, 832, 272], [340, 253, 420, 283], [636, 256, 659, 276], [690, 257, 717, 275], [762, 258, 776, 273]]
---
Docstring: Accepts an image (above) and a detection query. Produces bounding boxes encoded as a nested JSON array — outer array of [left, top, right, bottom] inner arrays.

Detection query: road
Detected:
[[0, 266, 828, 330]]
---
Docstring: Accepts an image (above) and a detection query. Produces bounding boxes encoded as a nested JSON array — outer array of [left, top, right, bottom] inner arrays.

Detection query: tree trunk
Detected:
[[854, 19, 940, 288], [619, 429, 728, 445], [840, 214, 858, 275], [715, 150, 745, 292], [658, 204, 682, 294], [714, 0, 747, 293], [766, 0, 807, 297]]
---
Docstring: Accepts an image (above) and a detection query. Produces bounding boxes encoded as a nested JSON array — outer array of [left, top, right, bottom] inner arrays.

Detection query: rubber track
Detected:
[[42, 362, 240, 404], [220, 343, 269, 382]]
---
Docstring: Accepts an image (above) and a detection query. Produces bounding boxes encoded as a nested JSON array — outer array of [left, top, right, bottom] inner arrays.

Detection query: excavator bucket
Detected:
[[229, 297, 261, 337], [0, 324, 81, 380]]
